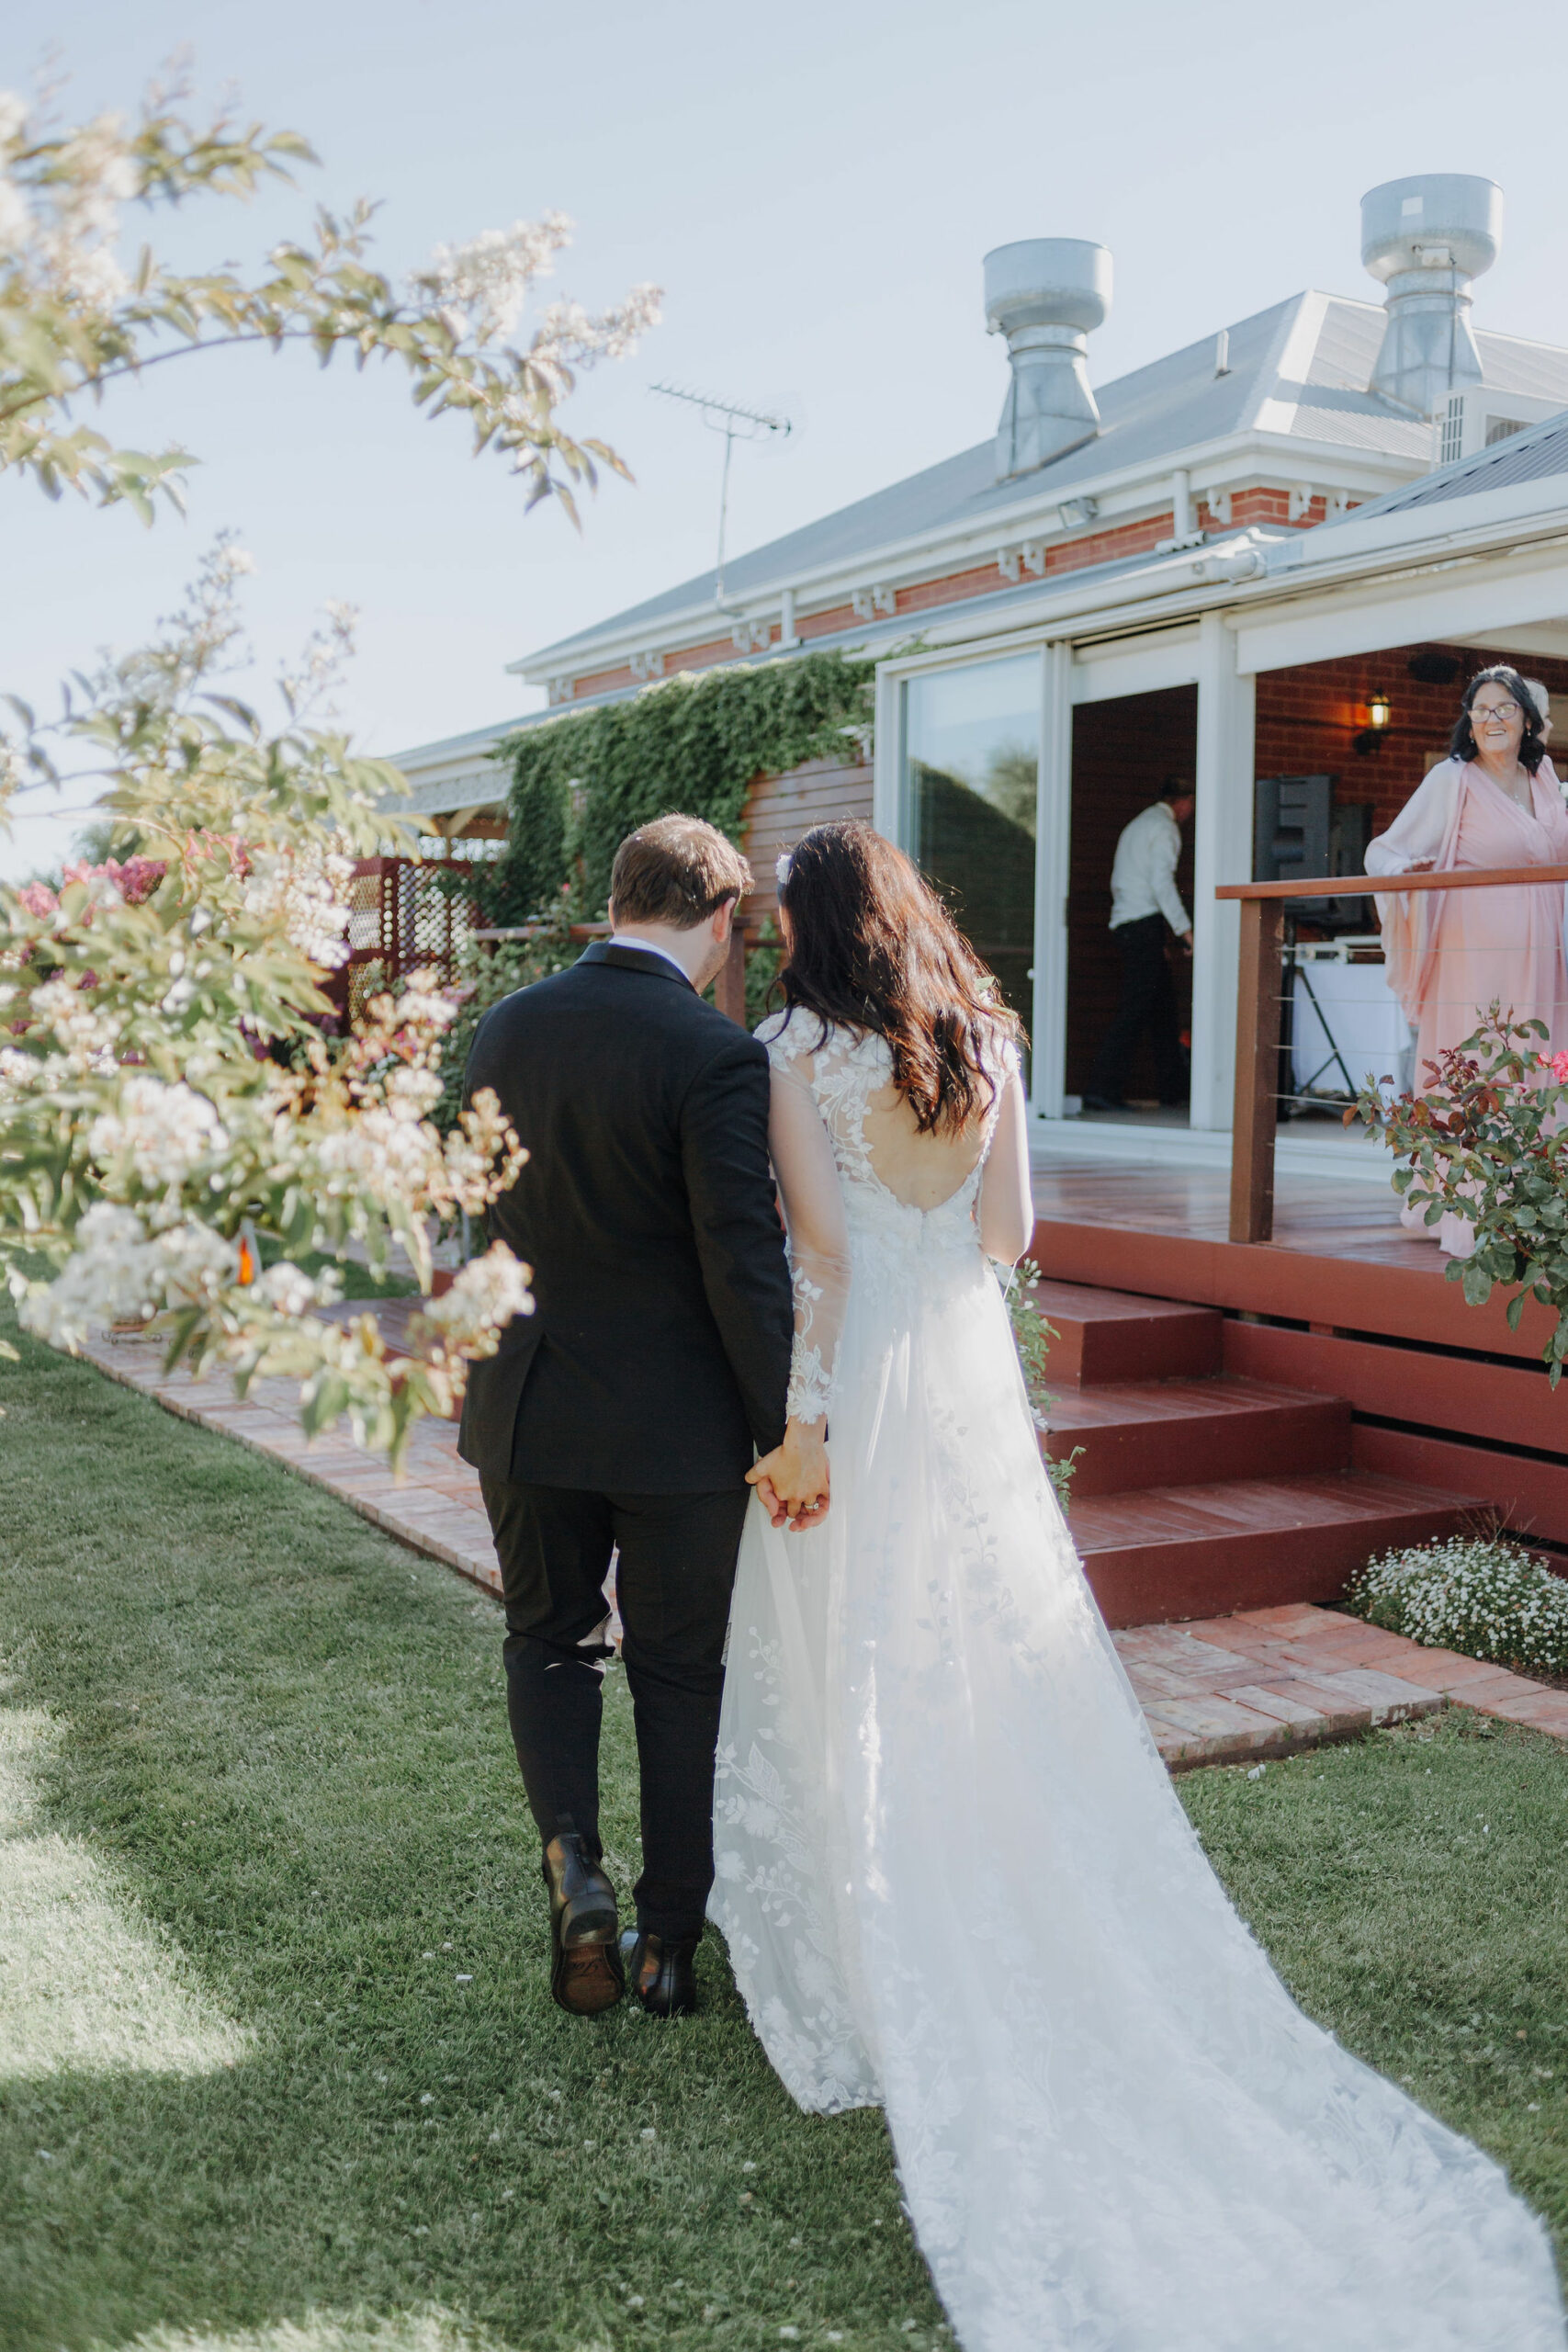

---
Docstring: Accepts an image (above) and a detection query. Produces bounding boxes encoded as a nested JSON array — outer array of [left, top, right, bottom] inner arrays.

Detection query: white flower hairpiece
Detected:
[[775, 850, 792, 889]]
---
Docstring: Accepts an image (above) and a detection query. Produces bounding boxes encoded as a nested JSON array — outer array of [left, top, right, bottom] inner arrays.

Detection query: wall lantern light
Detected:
[[1353, 691, 1392, 755]]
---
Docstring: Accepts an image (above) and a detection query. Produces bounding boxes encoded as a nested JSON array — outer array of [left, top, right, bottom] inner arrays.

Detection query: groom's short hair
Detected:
[[610, 814, 751, 929]]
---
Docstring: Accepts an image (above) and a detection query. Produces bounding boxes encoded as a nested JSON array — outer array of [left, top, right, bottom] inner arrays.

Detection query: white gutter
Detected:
[[856, 479, 1568, 662], [508, 426, 1422, 682], [404, 484, 1568, 787], [1269, 466, 1568, 572]]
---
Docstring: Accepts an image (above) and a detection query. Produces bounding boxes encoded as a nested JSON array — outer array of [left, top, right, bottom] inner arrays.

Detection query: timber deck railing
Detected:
[[1217, 865, 1568, 1247]]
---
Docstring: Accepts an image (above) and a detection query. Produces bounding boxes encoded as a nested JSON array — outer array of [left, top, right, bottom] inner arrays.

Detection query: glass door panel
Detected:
[[904, 653, 1039, 1032]]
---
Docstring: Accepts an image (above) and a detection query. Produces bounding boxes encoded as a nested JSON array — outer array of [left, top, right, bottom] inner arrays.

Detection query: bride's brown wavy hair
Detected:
[[773, 820, 1025, 1136]]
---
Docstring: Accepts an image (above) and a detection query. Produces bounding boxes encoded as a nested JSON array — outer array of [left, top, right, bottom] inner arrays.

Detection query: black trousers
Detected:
[[480, 1475, 750, 1943], [1087, 914, 1188, 1105]]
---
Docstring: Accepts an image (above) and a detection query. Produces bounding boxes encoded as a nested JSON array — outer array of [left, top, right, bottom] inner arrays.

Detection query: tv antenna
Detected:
[[651, 382, 791, 606]]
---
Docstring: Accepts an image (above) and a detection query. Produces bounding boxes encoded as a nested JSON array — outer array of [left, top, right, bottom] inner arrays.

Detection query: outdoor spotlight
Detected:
[[1366, 691, 1392, 730]]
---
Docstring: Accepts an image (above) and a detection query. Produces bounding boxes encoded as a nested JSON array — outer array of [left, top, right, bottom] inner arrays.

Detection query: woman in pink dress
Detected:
[[1366, 667, 1568, 1253]]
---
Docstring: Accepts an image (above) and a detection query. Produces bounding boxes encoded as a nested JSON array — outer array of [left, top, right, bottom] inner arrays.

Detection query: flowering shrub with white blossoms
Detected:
[[0, 72, 660, 1462], [1, 546, 530, 1456], [1346, 1533, 1568, 1680], [0, 73, 660, 521]]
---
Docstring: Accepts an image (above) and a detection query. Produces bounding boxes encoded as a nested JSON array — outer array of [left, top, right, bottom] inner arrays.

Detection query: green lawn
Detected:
[[1, 1312, 1565, 2352]]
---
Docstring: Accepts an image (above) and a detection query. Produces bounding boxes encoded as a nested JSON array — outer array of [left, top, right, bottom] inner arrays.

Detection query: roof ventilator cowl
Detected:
[[985, 240, 1111, 481], [1360, 174, 1503, 418]]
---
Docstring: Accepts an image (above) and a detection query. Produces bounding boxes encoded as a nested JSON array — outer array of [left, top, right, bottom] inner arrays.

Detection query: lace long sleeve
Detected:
[[978, 1055, 1033, 1265], [766, 1050, 852, 1426]]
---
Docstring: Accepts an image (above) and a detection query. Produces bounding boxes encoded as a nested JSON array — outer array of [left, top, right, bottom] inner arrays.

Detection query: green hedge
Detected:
[[479, 650, 874, 925]]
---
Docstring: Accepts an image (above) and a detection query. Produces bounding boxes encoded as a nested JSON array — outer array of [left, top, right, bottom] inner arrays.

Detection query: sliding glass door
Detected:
[[903, 653, 1040, 1033]]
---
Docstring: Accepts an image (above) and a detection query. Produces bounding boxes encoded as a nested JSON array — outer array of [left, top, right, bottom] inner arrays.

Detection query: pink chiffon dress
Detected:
[[1366, 754, 1568, 1253]]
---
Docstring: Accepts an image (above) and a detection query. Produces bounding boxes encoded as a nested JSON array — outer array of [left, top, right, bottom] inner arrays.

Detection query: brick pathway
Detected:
[[80, 1328, 1568, 1766], [82, 1327, 504, 1598], [1117, 1605, 1568, 1767]]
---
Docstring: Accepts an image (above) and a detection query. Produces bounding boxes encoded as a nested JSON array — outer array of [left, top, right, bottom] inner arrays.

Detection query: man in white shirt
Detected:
[[1083, 782, 1195, 1112]]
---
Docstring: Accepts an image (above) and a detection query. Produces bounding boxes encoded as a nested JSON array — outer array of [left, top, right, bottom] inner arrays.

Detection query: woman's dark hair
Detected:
[[1450, 667, 1548, 773], [774, 820, 1024, 1135]]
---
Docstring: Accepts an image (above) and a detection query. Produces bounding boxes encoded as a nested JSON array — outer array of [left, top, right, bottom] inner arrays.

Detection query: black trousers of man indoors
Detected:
[[1087, 913, 1189, 1107]]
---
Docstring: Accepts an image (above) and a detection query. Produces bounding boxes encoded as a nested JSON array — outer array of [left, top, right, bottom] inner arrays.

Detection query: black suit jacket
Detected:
[[457, 943, 794, 1492]]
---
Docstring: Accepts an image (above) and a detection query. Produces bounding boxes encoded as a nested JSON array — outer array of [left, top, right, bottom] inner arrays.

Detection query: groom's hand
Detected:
[[752, 1473, 790, 1530]]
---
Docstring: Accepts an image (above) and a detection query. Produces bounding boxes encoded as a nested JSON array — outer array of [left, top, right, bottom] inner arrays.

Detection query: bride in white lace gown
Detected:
[[710, 821, 1564, 2352]]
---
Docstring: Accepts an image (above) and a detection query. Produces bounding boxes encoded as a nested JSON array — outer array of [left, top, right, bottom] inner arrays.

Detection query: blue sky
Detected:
[[6, 0, 1568, 875]]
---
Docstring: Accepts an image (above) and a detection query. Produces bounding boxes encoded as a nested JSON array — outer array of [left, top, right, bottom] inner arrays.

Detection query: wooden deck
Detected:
[[1027, 1151, 1568, 1552], [1033, 1155, 1443, 1272], [1028, 1153, 1560, 1364]]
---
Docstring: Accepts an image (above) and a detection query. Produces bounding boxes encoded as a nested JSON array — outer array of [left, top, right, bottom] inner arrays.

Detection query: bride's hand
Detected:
[[748, 1419, 830, 1531]]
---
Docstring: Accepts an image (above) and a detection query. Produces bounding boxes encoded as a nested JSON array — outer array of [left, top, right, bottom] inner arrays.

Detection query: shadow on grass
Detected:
[[0, 1326, 930, 2352], [6, 1316, 1568, 2347]]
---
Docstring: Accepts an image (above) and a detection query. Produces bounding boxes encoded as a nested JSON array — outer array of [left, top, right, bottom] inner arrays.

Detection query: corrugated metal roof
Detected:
[[1322, 408, 1568, 518], [527, 295, 1568, 668]]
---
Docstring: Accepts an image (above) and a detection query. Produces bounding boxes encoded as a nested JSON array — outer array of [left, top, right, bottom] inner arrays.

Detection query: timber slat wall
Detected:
[[1223, 1319, 1568, 1457], [1031, 1212, 1560, 1364], [739, 755, 871, 921]]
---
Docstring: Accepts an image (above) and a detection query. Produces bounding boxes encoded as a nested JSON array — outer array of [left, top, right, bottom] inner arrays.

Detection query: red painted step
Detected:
[[1030, 1277, 1220, 1386], [1069, 1470, 1465, 1629], [1027, 1272, 1466, 1625], [1046, 1375, 1348, 1496]]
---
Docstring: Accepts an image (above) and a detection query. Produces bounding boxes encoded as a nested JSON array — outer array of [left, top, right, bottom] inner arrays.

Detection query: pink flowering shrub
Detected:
[[17, 855, 170, 922], [1358, 1006, 1568, 1380]]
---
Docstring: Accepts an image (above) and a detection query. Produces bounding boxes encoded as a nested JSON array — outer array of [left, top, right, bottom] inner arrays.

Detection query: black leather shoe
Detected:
[[542, 1834, 624, 2017], [620, 1928, 700, 2018]]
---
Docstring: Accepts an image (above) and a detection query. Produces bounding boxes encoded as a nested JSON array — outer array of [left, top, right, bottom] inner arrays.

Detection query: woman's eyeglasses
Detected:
[[1474, 700, 1522, 723]]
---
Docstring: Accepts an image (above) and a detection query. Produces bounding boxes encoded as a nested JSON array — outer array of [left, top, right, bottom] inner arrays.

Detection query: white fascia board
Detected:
[[867, 549, 1260, 671], [384, 744, 515, 820], [1235, 430, 1417, 489], [508, 426, 1421, 685], [858, 481, 1568, 686], [1269, 470, 1568, 574], [1234, 539, 1568, 675], [389, 719, 524, 776]]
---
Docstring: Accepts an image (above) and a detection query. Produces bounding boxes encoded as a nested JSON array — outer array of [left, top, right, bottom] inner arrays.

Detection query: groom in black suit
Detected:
[[460, 815, 794, 2018]]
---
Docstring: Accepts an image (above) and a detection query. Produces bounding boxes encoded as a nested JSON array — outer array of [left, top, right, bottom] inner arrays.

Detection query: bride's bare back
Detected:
[[860, 1079, 993, 1212]]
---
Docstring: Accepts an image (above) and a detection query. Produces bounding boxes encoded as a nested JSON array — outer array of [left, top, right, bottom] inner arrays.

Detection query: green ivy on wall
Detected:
[[477, 650, 875, 925]]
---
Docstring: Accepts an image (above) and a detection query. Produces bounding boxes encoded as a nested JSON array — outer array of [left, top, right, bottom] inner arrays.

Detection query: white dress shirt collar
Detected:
[[607, 932, 694, 984]]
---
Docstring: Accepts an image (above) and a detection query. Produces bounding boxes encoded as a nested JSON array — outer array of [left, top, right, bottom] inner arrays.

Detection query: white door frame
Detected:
[[874, 619, 1224, 1123]]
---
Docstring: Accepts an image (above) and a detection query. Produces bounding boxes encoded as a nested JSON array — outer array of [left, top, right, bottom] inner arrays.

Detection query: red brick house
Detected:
[[399, 175, 1568, 1165]]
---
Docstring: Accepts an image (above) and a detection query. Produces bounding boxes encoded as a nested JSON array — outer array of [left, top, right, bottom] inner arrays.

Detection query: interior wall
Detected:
[[1066, 684, 1199, 1100], [1253, 642, 1568, 842]]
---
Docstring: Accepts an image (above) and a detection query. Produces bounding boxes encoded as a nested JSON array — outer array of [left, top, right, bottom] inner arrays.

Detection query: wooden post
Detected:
[[715, 920, 749, 1025], [1228, 895, 1284, 1244]]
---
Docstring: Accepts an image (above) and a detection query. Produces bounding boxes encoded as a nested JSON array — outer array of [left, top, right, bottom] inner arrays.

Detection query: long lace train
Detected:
[[710, 1015, 1565, 2352]]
